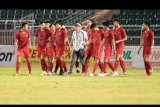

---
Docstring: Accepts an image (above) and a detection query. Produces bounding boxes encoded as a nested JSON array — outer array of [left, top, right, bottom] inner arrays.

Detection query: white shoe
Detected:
[[122, 72, 127, 75], [103, 73, 109, 76], [112, 72, 118, 76], [89, 73, 95, 77], [41, 71, 47, 76], [47, 72, 52, 76]]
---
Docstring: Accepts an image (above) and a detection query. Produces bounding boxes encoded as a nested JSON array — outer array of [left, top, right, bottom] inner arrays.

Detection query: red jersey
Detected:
[[35, 28, 51, 48], [50, 31, 56, 47], [16, 30, 30, 49], [142, 29, 154, 49], [55, 28, 67, 47], [103, 29, 114, 48], [114, 27, 127, 47], [90, 29, 103, 49]]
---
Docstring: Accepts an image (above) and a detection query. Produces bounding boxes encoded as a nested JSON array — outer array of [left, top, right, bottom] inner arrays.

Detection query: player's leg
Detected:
[[108, 59, 115, 73], [83, 52, 91, 75], [119, 56, 127, 74], [144, 56, 153, 76], [90, 58, 99, 76], [15, 56, 21, 76], [112, 53, 121, 76], [15, 48, 23, 76], [23, 46, 32, 75], [68, 50, 78, 74]]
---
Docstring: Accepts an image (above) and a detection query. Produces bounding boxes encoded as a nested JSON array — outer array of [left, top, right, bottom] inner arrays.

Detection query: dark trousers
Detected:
[[69, 49, 85, 73]]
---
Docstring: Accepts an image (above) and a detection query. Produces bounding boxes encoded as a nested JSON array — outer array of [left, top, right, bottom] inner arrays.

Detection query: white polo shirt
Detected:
[[72, 30, 88, 50]]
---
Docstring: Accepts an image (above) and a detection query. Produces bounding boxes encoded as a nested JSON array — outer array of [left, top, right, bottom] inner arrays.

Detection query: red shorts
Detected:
[[91, 48, 102, 59], [55, 46, 65, 57], [116, 46, 124, 55], [143, 48, 152, 58], [37, 46, 47, 58], [104, 47, 112, 60], [17, 45, 30, 58], [46, 45, 56, 58]]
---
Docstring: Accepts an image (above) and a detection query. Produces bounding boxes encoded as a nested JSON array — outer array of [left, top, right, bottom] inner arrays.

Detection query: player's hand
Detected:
[[46, 42, 49, 48], [150, 47, 154, 54], [113, 50, 117, 55], [13, 49, 15, 55], [137, 50, 140, 54], [115, 40, 120, 44]]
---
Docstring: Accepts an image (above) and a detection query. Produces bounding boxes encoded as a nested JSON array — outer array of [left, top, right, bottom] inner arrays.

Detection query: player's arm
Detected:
[[137, 38, 144, 54], [33, 36, 37, 49], [150, 31, 154, 53], [28, 37, 32, 50], [115, 28, 127, 44], [13, 38, 18, 55]]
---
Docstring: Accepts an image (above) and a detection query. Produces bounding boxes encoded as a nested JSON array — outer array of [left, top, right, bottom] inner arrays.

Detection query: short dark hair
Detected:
[[102, 21, 109, 27], [22, 22, 28, 28], [39, 21, 44, 25], [113, 18, 120, 23], [88, 18, 94, 24], [143, 21, 150, 28], [44, 20, 50, 23], [90, 23, 98, 29], [55, 20, 63, 26], [49, 23, 54, 27]]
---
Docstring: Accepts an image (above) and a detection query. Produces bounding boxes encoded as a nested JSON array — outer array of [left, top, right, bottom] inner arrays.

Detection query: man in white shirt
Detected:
[[67, 23, 88, 75]]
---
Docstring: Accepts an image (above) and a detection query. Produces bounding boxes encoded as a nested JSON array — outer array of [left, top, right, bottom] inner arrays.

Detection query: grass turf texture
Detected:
[[0, 66, 160, 104]]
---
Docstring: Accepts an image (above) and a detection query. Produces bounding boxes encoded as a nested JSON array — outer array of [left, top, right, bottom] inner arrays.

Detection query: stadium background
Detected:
[[0, 9, 159, 68], [0, 9, 160, 104]]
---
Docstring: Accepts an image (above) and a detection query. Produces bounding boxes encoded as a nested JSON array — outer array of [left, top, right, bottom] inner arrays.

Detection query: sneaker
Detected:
[[14, 73, 19, 76], [47, 72, 52, 76], [89, 72, 95, 77], [122, 72, 127, 75], [59, 70, 64, 76], [98, 72, 104, 77], [76, 69, 80, 73], [82, 73, 88, 76], [103, 73, 109, 76], [144, 73, 151, 76], [41, 71, 47, 76], [28, 73, 32, 76], [67, 70, 72, 75], [52, 72, 56, 76], [112, 72, 118, 76]]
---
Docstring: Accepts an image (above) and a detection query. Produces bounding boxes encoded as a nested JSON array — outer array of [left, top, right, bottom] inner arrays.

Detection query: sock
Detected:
[[108, 62, 115, 72], [27, 62, 32, 74], [144, 61, 150, 74], [103, 62, 108, 73], [16, 62, 20, 74], [57, 57, 63, 71], [119, 58, 126, 72], [54, 60, 59, 73], [84, 60, 89, 74], [98, 62, 104, 72], [41, 59, 46, 71], [93, 62, 99, 74], [62, 61, 68, 72], [114, 60, 119, 72]]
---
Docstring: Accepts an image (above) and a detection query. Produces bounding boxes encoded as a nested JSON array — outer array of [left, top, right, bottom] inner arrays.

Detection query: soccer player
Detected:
[[54, 20, 70, 75], [67, 23, 88, 75], [138, 21, 154, 76], [87, 23, 104, 76], [112, 18, 127, 76], [99, 21, 116, 76], [47, 23, 56, 74], [33, 21, 51, 75], [13, 22, 32, 76]]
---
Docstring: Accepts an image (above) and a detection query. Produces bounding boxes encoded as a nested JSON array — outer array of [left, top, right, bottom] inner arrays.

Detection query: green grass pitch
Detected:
[[0, 66, 160, 104]]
